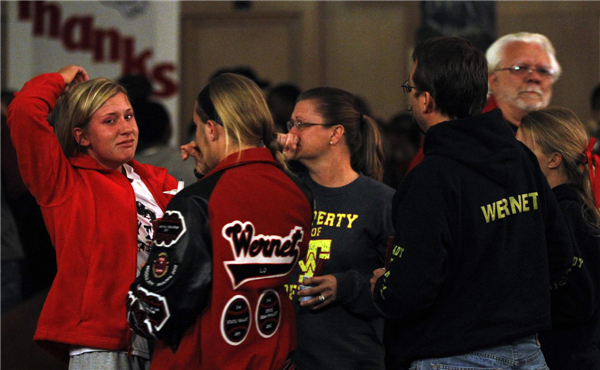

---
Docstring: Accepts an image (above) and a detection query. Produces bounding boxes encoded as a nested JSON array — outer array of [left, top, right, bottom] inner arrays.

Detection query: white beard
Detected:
[[497, 86, 551, 113]]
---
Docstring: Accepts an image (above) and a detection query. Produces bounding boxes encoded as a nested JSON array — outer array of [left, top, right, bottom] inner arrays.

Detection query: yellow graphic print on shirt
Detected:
[[313, 211, 359, 228], [298, 240, 331, 283], [285, 239, 331, 300], [285, 212, 359, 300]]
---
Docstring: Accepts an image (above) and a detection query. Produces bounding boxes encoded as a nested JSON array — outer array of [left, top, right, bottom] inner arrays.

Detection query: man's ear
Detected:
[[420, 91, 436, 114], [73, 127, 89, 147], [488, 72, 497, 93], [548, 152, 563, 170]]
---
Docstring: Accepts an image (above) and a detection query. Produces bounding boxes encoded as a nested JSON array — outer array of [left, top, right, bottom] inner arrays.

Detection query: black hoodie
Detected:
[[539, 183, 600, 370], [374, 109, 574, 369]]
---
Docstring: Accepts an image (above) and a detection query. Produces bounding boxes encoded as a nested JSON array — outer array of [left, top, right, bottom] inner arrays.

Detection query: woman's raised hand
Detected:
[[57, 65, 89, 93], [276, 133, 299, 160], [180, 141, 206, 175]]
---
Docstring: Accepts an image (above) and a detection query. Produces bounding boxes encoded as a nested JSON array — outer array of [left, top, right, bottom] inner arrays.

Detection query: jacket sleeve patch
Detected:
[[126, 286, 171, 339], [141, 250, 180, 289], [154, 210, 187, 247]]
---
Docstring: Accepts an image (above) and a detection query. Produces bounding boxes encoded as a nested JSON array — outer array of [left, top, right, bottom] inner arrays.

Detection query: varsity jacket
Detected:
[[7, 73, 178, 360], [540, 184, 600, 370], [374, 109, 574, 369], [127, 148, 313, 370]]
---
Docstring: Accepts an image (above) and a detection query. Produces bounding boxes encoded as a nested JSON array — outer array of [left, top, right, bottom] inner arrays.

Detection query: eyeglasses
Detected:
[[496, 65, 556, 79], [286, 120, 334, 131], [402, 80, 417, 93]]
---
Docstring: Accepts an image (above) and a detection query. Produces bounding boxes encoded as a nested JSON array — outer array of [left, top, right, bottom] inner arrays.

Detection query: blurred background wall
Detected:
[[180, 1, 600, 142], [3, 1, 599, 144]]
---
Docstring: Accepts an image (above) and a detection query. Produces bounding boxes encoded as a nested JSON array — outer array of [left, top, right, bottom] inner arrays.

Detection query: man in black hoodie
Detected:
[[371, 37, 574, 370]]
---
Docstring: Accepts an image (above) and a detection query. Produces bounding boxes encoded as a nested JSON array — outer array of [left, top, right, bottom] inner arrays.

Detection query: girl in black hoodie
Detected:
[[518, 107, 600, 370]]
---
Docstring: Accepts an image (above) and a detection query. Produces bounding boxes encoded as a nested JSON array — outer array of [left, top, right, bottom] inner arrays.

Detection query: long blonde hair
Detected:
[[51, 78, 127, 157], [520, 107, 600, 229], [195, 73, 286, 170]]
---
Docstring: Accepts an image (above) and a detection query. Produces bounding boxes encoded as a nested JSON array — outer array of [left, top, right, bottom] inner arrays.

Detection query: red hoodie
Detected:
[[7, 73, 178, 360]]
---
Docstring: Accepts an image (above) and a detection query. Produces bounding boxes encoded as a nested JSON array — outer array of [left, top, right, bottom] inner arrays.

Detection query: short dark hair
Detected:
[[412, 36, 488, 119]]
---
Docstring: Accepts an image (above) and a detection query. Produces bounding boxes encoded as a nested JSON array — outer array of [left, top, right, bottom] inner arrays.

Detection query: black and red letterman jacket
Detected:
[[127, 148, 312, 370]]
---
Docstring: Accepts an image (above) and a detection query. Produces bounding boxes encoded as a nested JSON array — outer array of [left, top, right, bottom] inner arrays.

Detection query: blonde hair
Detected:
[[195, 73, 287, 170], [520, 107, 600, 229], [51, 78, 127, 157]]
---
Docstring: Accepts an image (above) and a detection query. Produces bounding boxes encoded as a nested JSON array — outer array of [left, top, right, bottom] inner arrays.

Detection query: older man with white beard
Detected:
[[407, 32, 561, 173], [485, 32, 561, 132], [406, 33, 561, 172]]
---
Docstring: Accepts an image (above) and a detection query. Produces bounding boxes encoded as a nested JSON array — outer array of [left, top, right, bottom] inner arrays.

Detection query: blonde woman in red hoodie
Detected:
[[7, 65, 178, 369]]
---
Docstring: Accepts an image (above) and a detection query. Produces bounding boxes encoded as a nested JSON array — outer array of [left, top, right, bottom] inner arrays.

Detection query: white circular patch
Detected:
[[255, 289, 281, 338], [221, 295, 251, 346]]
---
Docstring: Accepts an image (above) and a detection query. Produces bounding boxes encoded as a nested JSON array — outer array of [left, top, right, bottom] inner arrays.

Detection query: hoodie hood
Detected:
[[423, 109, 522, 186]]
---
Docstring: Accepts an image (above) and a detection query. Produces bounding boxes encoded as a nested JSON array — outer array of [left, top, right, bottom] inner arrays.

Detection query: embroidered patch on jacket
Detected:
[[222, 221, 304, 289], [126, 287, 171, 339], [142, 250, 179, 288], [221, 295, 251, 346], [153, 210, 187, 248], [256, 289, 281, 338], [127, 291, 153, 339], [152, 252, 170, 279]]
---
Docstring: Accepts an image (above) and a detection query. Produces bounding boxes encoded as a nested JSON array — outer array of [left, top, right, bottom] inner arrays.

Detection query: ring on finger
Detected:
[[318, 294, 326, 302]]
